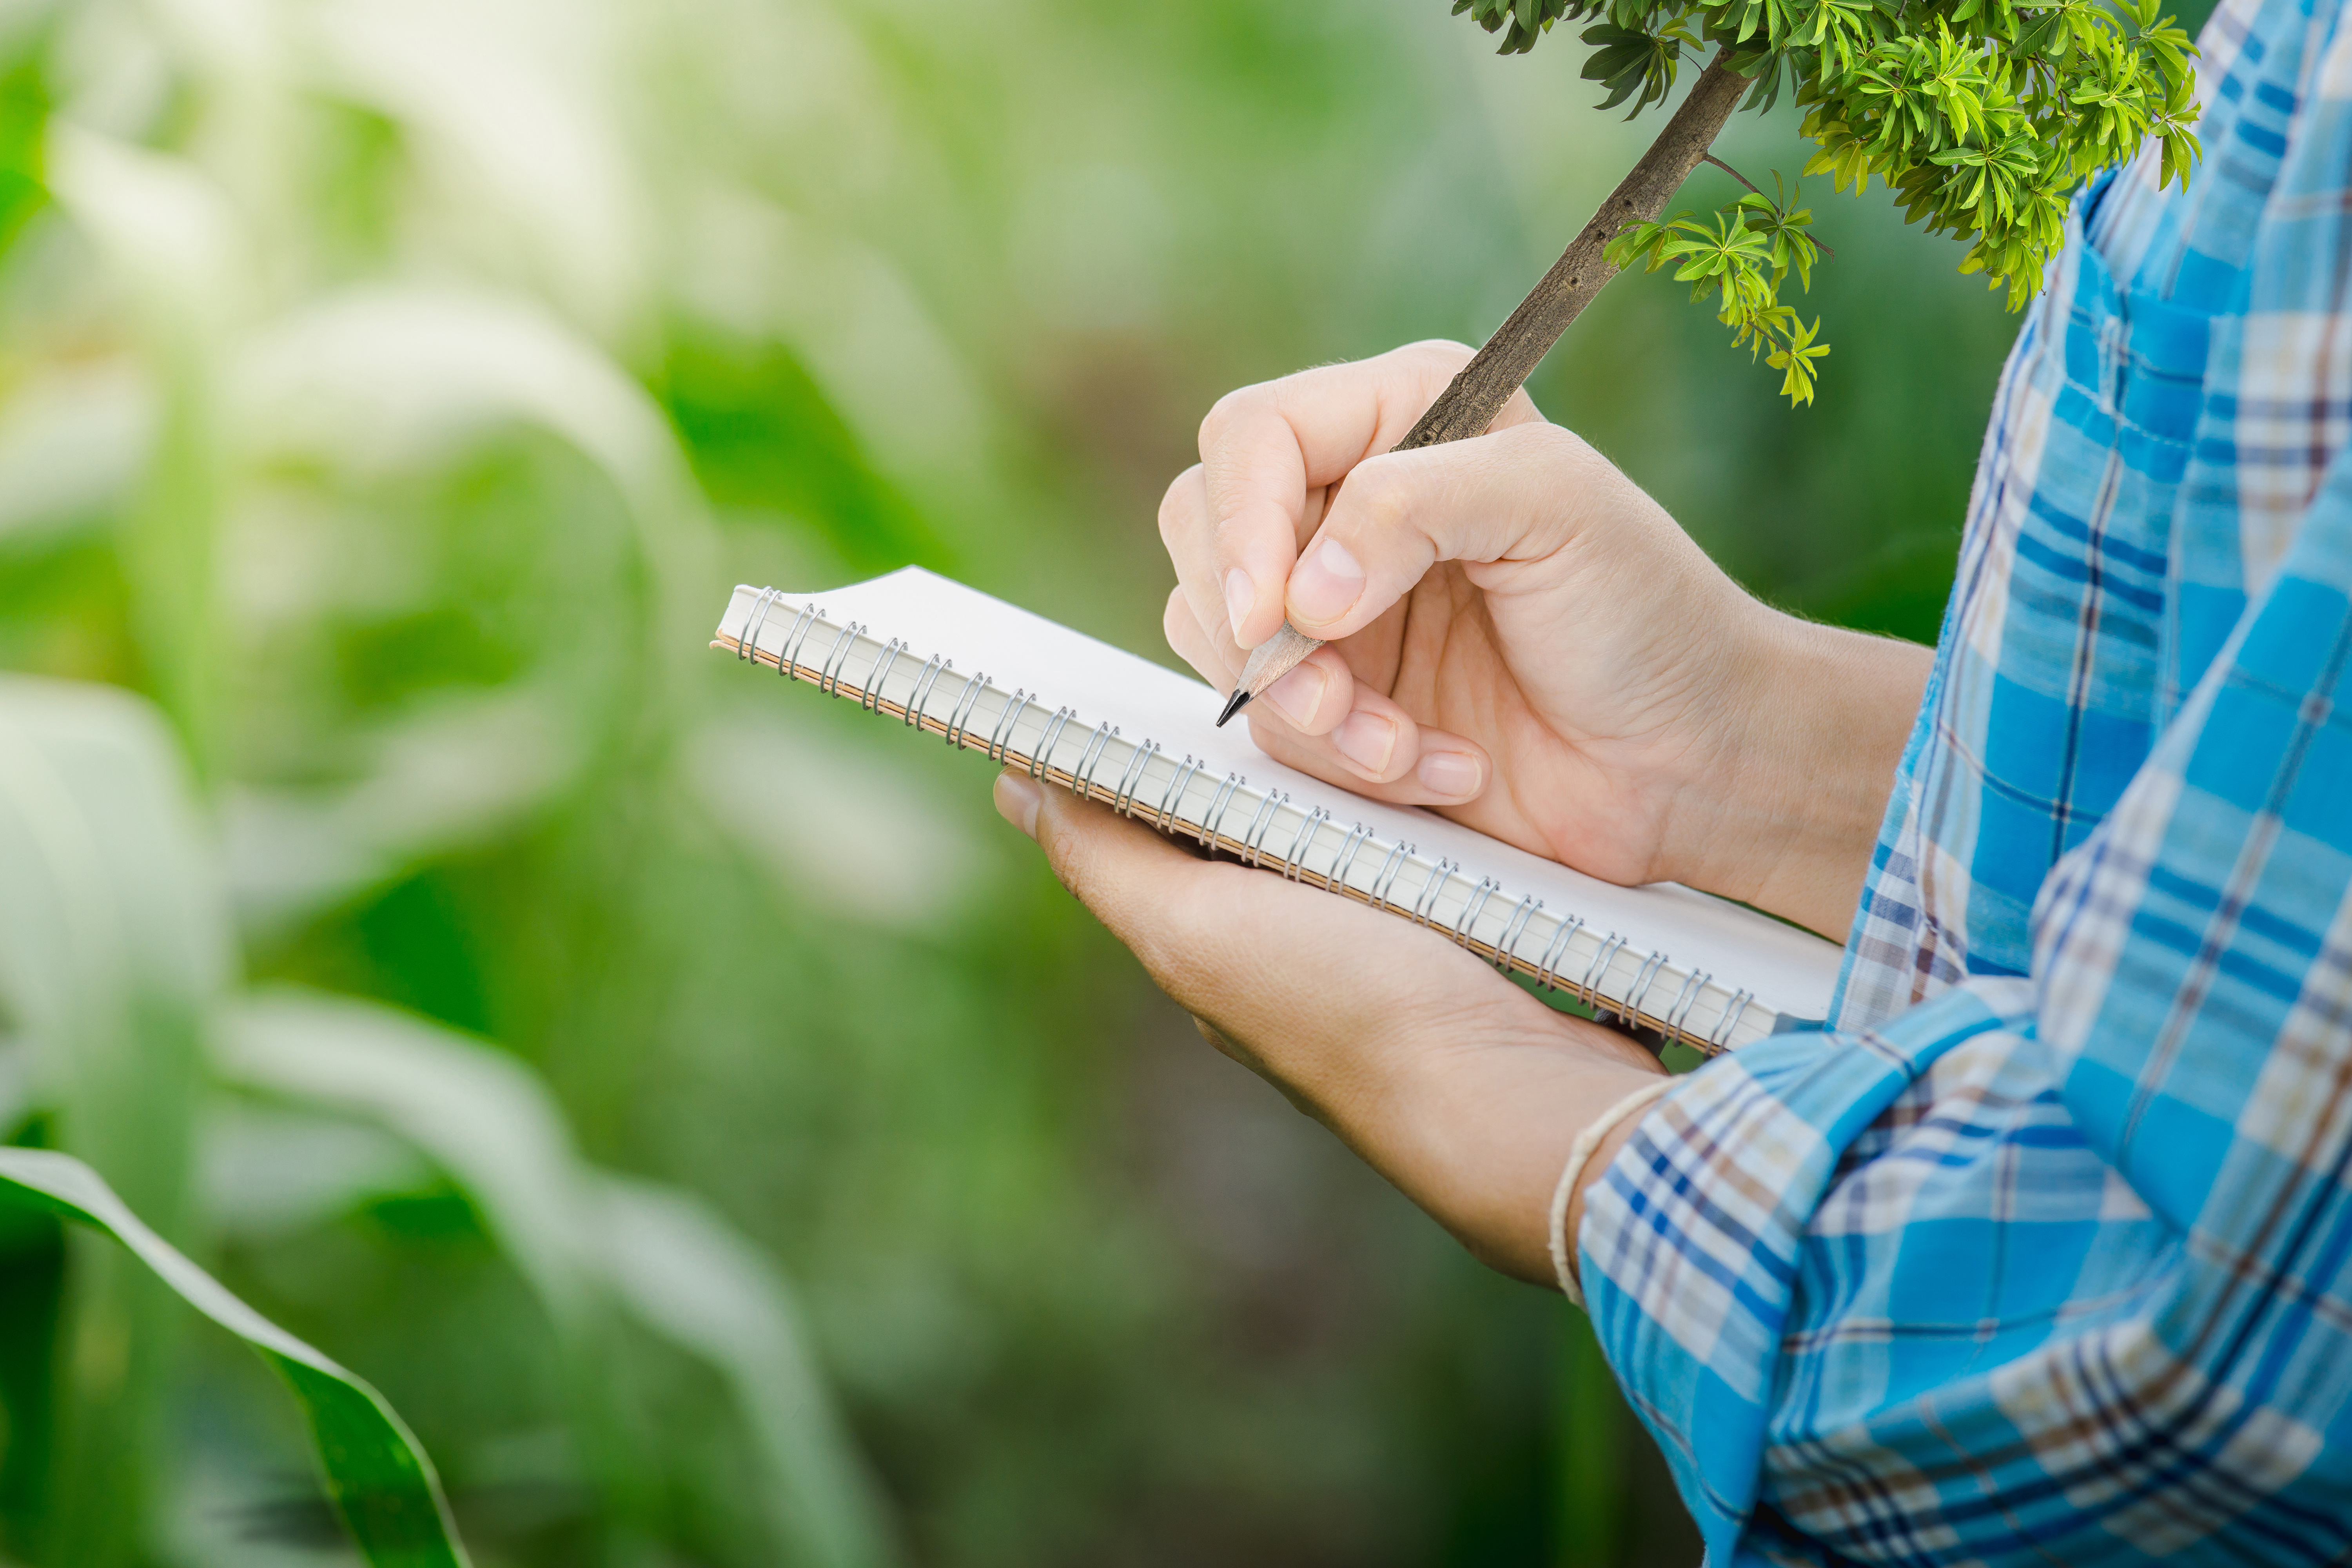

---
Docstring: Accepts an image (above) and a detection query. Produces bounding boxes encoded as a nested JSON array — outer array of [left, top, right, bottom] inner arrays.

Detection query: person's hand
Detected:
[[994, 771, 1664, 1286], [1161, 341, 1930, 937]]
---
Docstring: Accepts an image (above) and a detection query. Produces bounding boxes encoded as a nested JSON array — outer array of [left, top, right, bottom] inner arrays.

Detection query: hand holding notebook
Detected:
[[992, 769, 1669, 1287]]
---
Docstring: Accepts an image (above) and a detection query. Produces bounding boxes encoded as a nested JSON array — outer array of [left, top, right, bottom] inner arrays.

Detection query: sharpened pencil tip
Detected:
[[1216, 689, 1251, 728]]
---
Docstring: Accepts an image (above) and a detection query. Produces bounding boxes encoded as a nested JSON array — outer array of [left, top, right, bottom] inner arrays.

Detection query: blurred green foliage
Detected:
[[0, 0, 2049, 1562]]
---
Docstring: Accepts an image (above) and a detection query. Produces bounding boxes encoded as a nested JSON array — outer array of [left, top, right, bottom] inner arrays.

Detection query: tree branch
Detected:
[[1393, 55, 1751, 450], [1700, 152, 1764, 197]]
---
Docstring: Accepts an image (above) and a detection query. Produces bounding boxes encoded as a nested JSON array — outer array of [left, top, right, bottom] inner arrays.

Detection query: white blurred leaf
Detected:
[[301, 0, 646, 338], [0, 360, 154, 548], [0, 677, 225, 1224], [230, 285, 713, 659], [672, 185, 989, 489], [224, 687, 580, 930], [685, 703, 990, 934], [200, 1103, 434, 1237], [596, 1174, 895, 1568], [45, 122, 247, 338], [234, 285, 690, 523], [221, 990, 595, 1315]]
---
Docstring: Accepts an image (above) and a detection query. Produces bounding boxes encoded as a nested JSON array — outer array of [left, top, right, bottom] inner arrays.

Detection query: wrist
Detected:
[[1673, 604, 1931, 937], [1382, 1015, 1663, 1286]]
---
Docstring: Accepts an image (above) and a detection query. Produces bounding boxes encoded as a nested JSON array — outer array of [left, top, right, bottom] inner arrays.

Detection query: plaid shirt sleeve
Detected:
[[1575, 0, 2352, 1561]]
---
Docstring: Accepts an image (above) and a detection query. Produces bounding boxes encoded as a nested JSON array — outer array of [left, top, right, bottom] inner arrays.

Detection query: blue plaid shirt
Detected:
[[1578, 0, 2352, 1560]]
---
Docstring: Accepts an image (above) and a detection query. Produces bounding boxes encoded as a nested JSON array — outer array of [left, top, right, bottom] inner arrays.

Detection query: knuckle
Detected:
[[1340, 456, 1410, 530], [1162, 588, 1196, 650], [1200, 385, 1264, 452], [1157, 467, 1199, 544], [1393, 339, 1475, 379], [1527, 420, 1604, 486], [1524, 419, 1592, 464]]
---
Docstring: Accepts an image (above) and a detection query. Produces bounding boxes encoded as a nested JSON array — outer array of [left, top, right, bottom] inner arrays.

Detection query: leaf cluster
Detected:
[[1452, 0, 2201, 401], [1609, 184, 1831, 401]]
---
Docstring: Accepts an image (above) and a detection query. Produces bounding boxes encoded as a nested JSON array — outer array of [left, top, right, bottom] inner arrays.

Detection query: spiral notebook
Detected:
[[713, 567, 1843, 1053]]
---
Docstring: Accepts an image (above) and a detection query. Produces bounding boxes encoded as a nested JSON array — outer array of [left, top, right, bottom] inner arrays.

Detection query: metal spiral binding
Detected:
[[1112, 740, 1160, 816], [1579, 933, 1628, 1010], [1032, 706, 1077, 780], [1369, 841, 1414, 911], [866, 639, 904, 713], [1155, 755, 1202, 831], [987, 689, 1033, 763], [944, 670, 989, 748], [1662, 969, 1710, 1040], [1409, 858, 1457, 927], [1707, 989, 1754, 1051], [739, 588, 779, 662], [778, 602, 823, 676], [818, 621, 863, 696], [906, 654, 949, 727], [715, 597, 1773, 1051], [1240, 791, 1286, 866], [1280, 806, 1330, 882], [1202, 772, 1247, 849], [1072, 723, 1119, 793], [1329, 823, 1374, 897], [1452, 876, 1501, 950], [1622, 950, 1670, 1027], [1495, 895, 1543, 973], [1534, 914, 1584, 992]]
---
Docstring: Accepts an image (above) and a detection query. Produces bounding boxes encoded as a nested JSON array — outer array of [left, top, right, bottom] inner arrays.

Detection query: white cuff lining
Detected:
[[1548, 1076, 1678, 1307]]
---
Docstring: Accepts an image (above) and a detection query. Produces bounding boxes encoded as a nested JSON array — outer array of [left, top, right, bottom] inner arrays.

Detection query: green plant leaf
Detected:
[[220, 990, 897, 1568], [0, 1146, 470, 1568], [0, 675, 224, 1562]]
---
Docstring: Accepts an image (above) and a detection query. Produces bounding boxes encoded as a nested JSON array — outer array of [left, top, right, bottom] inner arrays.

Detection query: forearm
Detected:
[[1677, 607, 1932, 938]]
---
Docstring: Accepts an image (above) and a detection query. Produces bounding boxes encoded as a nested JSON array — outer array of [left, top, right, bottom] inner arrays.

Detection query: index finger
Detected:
[[1200, 341, 1541, 648]]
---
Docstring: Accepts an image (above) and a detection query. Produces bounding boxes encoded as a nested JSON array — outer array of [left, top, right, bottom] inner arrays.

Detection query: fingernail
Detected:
[[1417, 748, 1481, 798], [1223, 568, 1254, 643], [994, 771, 1042, 838], [1287, 537, 1364, 628], [1263, 664, 1326, 726], [1331, 711, 1397, 774]]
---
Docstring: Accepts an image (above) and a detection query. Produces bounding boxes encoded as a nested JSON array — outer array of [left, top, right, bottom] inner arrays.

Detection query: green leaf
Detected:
[[1578, 21, 1687, 116], [1767, 314, 1832, 404], [0, 676, 223, 1562], [0, 50, 50, 256], [0, 1147, 470, 1568], [221, 991, 897, 1568]]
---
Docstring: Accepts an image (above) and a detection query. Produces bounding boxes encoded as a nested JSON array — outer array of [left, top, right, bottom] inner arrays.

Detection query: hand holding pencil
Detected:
[[1156, 339, 1927, 942]]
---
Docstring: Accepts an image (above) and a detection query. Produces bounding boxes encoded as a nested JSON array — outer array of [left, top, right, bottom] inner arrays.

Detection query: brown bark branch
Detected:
[[1393, 55, 1751, 451], [1701, 151, 1765, 197]]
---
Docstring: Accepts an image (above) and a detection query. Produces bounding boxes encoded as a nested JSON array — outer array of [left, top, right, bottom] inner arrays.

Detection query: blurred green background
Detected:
[[0, 0, 2040, 1563]]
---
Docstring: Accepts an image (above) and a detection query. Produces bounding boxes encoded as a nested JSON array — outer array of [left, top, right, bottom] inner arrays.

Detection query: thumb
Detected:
[[993, 770, 1214, 962], [1281, 420, 1611, 641]]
